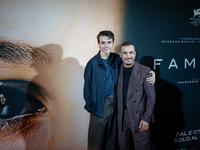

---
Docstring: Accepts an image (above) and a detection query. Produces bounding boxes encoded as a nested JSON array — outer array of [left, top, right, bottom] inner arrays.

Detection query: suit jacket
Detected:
[[117, 62, 156, 132]]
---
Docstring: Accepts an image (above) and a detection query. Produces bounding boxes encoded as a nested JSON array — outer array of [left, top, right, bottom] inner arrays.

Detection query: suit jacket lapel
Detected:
[[126, 62, 141, 102]]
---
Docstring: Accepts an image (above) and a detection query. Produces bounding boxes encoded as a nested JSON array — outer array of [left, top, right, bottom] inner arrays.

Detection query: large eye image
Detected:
[[0, 80, 46, 128]]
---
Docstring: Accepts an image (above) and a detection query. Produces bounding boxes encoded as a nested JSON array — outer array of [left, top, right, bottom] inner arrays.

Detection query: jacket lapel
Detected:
[[126, 62, 141, 102]]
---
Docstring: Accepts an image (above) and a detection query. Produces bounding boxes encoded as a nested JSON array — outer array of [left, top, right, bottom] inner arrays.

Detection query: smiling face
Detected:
[[120, 45, 137, 68], [98, 36, 114, 58]]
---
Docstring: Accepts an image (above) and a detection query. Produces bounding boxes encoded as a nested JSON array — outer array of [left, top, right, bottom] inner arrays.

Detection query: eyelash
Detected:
[[0, 109, 46, 134]]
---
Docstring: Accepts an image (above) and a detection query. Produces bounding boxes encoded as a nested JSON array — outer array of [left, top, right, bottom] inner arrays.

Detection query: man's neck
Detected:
[[100, 51, 110, 59]]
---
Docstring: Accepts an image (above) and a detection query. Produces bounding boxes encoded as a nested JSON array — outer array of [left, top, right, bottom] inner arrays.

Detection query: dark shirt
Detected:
[[101, 58, 115, 96], [123, 66, 134, 109]]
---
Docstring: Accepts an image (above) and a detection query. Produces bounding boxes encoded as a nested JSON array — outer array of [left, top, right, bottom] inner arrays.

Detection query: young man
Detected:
[[117, 42, 156, 150], [83, 31, 155, 150]]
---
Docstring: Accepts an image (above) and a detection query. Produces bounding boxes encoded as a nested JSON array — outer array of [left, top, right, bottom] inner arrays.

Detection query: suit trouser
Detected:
[[119, 109, 151, 150], [88, 96, 118, 150]]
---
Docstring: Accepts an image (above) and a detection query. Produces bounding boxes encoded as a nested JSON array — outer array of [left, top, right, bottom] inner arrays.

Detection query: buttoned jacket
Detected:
[[117, 62, 156, 132], [84, 51, 121, 118]]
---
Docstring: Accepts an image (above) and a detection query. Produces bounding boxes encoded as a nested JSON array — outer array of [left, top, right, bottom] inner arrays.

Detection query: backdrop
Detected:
[[0, 0, 199, 150], [125, 0, 200, 150], [0, 1, 126, 149]]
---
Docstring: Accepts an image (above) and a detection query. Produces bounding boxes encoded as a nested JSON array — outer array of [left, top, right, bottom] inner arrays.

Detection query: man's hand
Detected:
[[146, 70, 155, 84], [139, 120, 149, 132]]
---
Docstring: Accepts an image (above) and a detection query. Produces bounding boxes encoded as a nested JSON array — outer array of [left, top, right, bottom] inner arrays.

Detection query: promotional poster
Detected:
[[125, 0, 200, 150], [0, 0, 199, 149]]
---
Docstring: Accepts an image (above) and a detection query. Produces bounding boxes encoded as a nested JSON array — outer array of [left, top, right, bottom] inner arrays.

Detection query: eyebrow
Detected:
[[0, 41, 52, 65]]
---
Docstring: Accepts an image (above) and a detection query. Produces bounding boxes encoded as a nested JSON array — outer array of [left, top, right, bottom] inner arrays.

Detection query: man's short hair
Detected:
[[120, 41, 135, 52], [97, 30, 114, 43]]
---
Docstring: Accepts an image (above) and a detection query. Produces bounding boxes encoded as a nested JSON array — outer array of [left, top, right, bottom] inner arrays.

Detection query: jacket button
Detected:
[[135, 90, 138, 92], [136, 111, 138, 113], [134, 101, 136, 103]]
